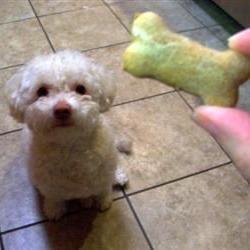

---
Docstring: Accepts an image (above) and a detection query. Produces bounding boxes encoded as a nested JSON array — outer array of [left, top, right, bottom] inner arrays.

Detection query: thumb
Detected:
[[193, 106, 250, 183]]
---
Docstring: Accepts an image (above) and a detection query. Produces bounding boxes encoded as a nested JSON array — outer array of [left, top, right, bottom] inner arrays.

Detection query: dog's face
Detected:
[[5, 50, 116, 134]]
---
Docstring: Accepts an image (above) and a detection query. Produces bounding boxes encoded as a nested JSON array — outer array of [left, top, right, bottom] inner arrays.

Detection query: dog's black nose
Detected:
[[54, 101, 72, 120]]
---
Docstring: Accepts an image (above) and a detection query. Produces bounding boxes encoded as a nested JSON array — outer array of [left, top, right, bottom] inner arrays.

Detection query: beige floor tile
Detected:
[[2, 210, 97, 250], [0, 67, 22, 133], [182, 27, 226, 50], [107, 92, 229, 192], [0, 19, 52, 68], [180, 0, 218, 26], [3, 199, 150, 250], [82, 200, 150, 249], [130, 165, 250, 250], [109, 0, 203, 32], [0, 0, 34, 24], [237, 80, 250, 110], [179, 91, 201, 108], [209, 24, 242, 44], [0, 132, 44, 231], [209, 25, 232, 42], [85, 44, 172, 105], [31, 0, 103, 16], [0, 132, 21, 182], [40, 6, 129, 51]]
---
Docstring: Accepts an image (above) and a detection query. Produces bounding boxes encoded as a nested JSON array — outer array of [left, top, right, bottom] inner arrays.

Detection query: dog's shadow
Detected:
[[0, 156, 132, 250]]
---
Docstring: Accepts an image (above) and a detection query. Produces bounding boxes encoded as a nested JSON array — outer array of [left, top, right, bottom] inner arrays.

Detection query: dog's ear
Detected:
[[5, 69, 26, 123], [97, 68, 117, 113]]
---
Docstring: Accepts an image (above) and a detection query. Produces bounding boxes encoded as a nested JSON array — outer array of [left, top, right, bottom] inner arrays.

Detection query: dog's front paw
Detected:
[[96, 195, 113, 212], [43, 199, 65, 220], [115, 136, 132, 155], [114, 167, 129, 187]]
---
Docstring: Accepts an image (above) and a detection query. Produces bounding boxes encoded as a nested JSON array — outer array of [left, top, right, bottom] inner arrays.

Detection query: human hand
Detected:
[[193, 29, 250, 183]]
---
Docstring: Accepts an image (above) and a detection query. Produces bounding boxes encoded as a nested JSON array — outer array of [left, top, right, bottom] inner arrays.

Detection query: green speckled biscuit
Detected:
[[123, 12, 250, 107]]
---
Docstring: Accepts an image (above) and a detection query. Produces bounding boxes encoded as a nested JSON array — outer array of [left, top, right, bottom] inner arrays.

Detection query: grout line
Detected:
[[206, 23, 222, 28], [179, 0, 242, 46], [28, 0, 56, 53], [178, 26, 206, 33], [208, 137, 233, 161], [0, 64, 24, 71], [0, 16, 36, 26], [176, 90, 194, 110], [1, 219, 49, 235], [101, 0, 130, 34], [207, 22, 243, 41], [0, 195, 125, 235], [178, 0, 205, 27], [38, 8, 91, 18], [206, 24, 235, 46], [0, 2, 105, 27], [113, 90, 176, 107], [0, 228, 5, 250], [178, 1, 217, 32], [81, 40, 130, 53], [122, 189, 154, 249], [126, 161, 232, 197], [113, 193, 126, 201], [172, 3, 236, 161], [0, 92, 176, 138], [37, 3, 104, 18], [207, 27, 228, 46], [0, 128, 22, 137], [176, 90, 233, 160], [0, 41, 130, 72]]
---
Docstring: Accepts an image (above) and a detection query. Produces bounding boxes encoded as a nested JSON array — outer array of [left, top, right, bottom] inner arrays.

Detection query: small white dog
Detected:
[[5, 50, 130, 220]]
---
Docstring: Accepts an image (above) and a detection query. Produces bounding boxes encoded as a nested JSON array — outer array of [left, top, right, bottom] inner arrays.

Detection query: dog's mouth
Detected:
[[53, 120, 74, 128]]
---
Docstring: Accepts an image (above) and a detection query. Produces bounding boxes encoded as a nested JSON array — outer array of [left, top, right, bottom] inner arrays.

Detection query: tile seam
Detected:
[[0, 128, 22, 137], [0, 16, 35, 26], [179, 1, 243, 46], [0, 228, 5, 250], [0, 3, 106, 27], [101, 0, 130, 34], [122, 189, 154, 250], [28, 0, 56, 53], [126, 161, 232, 197], [0, 91, 177, 138], [0, 195, 125, 235]]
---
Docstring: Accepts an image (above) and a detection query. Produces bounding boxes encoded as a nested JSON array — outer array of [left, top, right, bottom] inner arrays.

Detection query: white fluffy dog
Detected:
[[5, 50, 130, 220]]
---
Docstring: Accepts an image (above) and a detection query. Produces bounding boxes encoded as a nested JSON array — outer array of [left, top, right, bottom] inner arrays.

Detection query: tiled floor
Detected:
[[0, 0, 249, 249]]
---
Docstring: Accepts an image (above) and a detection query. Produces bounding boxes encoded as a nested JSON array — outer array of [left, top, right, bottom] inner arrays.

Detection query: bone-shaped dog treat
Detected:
[[123, 12, 250, 107]]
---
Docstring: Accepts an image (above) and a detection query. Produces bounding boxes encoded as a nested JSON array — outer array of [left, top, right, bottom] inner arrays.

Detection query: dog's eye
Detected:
[[37, 86, 49, 97], [75, 85, 87, 95]]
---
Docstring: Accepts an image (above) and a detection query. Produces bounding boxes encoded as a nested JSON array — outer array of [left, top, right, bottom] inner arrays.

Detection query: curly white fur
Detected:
[[5, 50, 129, 220]]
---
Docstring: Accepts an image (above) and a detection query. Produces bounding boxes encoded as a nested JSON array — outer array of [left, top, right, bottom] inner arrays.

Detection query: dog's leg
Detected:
[[95, 187, 113, 211], [43, 198, 65, 220], [80, 197, 94, 209]]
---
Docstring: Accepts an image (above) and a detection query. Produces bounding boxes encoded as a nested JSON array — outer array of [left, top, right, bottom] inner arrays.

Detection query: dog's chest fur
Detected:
[[23, 125, 117, 199]]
